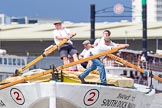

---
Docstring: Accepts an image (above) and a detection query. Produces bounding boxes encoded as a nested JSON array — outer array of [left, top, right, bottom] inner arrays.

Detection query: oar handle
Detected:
[[153, 75, 162, 82], [0, 69, 53, 90]]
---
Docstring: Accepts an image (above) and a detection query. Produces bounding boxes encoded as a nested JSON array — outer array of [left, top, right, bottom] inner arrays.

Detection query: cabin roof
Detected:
[[0, 21, 162, 41]]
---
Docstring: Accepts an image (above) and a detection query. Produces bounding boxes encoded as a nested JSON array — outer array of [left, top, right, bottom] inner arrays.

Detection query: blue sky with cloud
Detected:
[[0, 0, 132, 22]]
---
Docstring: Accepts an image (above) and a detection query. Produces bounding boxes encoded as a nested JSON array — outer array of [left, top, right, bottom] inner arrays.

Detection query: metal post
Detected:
[[125, 30, 128, 44], [90, 4, 95, 44], [142, 0, 147, 58], [156, 37, 158, 50]]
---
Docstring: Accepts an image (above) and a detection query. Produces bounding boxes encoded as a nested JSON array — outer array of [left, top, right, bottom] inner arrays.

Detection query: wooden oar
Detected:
[[107, 54, 162, 82], [14, 35, 76, 76], [0, 69, 53, 90], [57, 48, 120, 70], [0, 48, 120, 90]]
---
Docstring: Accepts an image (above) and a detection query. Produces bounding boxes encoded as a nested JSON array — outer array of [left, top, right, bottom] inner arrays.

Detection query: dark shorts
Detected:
[[81, 62, 88, 68], [59, 43, 78, 59]]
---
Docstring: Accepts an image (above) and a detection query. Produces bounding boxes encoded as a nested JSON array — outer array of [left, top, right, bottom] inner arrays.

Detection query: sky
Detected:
[[0, 0, 132, 22]]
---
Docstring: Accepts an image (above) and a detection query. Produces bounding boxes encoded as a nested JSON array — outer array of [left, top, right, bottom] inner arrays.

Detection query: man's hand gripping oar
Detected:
[[14, 33, 76, 76]]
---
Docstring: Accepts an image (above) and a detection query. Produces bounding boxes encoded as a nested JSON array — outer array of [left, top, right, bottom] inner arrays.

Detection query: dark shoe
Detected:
[[78, 75, 85, 83]]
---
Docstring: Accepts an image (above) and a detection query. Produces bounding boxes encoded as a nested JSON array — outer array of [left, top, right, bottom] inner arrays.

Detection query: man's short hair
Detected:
[[82, 40, 90, 45], [53, 19, 62, 25], [103, 30, 111, 36]]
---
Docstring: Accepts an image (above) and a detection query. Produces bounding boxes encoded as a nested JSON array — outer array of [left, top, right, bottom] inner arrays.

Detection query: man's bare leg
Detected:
[[62, 56, 71, 70], [72, 54, 85, 71]]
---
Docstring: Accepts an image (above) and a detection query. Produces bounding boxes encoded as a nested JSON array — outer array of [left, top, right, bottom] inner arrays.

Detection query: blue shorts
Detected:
[[59, 43, 78, 59]]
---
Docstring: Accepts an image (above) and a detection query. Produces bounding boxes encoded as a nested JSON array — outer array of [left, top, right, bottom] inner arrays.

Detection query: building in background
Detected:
[[11, 16, 38, 24], [0, 14, 11, 25], [0, 14, 38, 25], [11, 16, 28, 24], [132, 0, 162, 22]]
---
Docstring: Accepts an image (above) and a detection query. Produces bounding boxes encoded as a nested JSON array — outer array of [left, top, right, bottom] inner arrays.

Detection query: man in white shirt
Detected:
[[93, 30, 111, 47], [140, 53, 147, 69], [78, 36, 129, 84], [53, 20, 82, 70], [79, 40, 92, 68]]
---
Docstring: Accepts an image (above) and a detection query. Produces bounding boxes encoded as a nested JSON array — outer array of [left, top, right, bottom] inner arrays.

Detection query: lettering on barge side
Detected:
[[101, 99, 136, 108], [101, 93, 136, 108], [0, 100, 6, 107], [117, 93, 136, 102]]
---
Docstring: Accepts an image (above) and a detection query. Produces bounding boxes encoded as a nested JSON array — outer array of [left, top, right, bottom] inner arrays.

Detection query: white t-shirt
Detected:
[[141, 55, 146, 62], [80, 48, 92, 58], [84, 41, 117, 58], [93, 37, 112, 46], [93, 38, 101, 46], [53, 28, 73, 44]]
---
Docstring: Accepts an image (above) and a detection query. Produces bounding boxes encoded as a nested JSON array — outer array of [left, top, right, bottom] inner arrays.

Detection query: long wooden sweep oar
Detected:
[[14, 35, 76, 76], [107, 54, 162, 82], [0, 48, 120, 90], [57, 48, 120, 70]]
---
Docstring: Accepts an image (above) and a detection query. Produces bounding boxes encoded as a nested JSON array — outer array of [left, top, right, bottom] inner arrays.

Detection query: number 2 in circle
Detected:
[[10, 88, 25, 105], [84, 89, 99, 106], [88, 92, 95, 102], [14, 91, 22, 101]]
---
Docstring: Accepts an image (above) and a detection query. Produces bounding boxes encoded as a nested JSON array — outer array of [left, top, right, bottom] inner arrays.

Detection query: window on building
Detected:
[[157, 10, 162, 14], [0, 58, 2, 64], [123, 70, 127, 76], [21, 59, 25, 65], [157, 17, 162, 21], [0, 74, 2, 81], [8, 58, 12, 65], [13, 58, 16, 65], [157, 5, 162, 8], [4, 58, 7, 65], [17, 59, 21, 65], [157, 0, 162, 2]]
